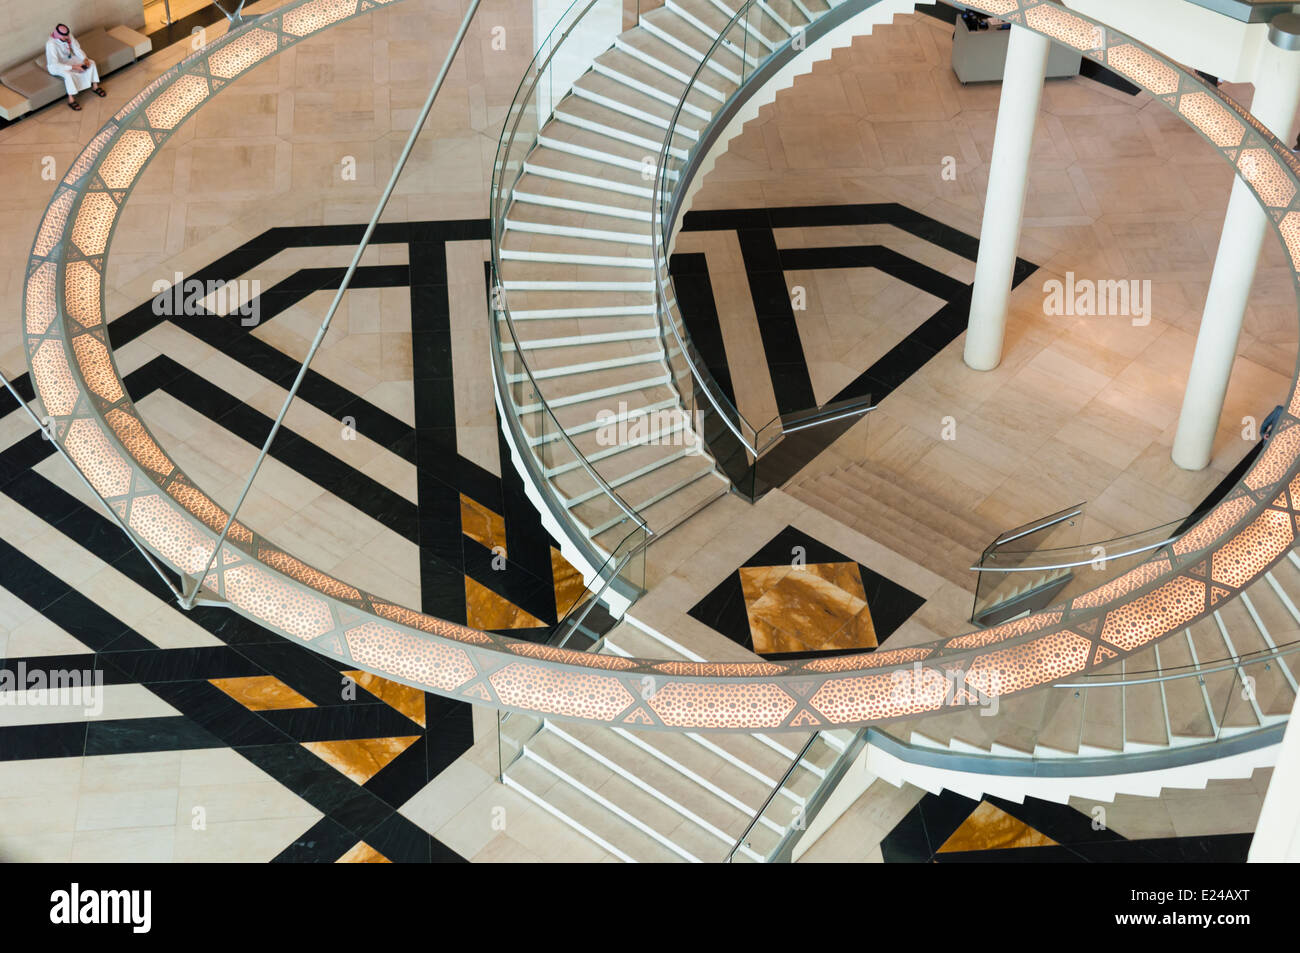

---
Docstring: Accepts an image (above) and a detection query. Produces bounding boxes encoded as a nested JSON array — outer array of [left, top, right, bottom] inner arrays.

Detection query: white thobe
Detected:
[[45, 35, 99, 96]]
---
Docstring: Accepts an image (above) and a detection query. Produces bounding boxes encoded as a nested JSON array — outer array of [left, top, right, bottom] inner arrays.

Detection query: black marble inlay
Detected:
[[688, 525, 924, 657], [880, 789, 1252, 863], [84, 716, 226, 756], [0, 722, 88, 762], [272, 815, 362, 863], [670, 203, 1040, 484], [0, 216, 578, 862]]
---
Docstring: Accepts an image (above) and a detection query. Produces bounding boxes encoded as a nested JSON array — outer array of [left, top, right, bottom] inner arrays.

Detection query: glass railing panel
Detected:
[[650, 0, 884, 505], [652, 2, 768, 472], [1246, 651, 1298, 718], [725, 733, 819, 862], [972, 506, 1216, 625], [972, 505, 1084, 619], [497, 708, 542, 778], [1213, 655, 1264, 733], [490, 0, 657, 584], [551, 522, 648, 649], [867, 557, 1299, 774]]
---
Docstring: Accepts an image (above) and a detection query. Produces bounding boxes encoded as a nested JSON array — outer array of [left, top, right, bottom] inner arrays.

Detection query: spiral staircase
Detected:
[[487, 0, 1300, 860], [16, 0, 1298, 865]]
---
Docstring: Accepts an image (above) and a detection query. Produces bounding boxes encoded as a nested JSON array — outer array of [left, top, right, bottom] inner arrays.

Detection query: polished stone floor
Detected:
[[682, 12, 1297, 585], [0, 0, 1284, 861]]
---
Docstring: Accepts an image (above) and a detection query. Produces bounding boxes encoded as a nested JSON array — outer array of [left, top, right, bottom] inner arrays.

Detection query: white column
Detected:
[[1172, 14, 1300, 470], [963, 26, 1051, 371], [1248, 688, 1300, 861]]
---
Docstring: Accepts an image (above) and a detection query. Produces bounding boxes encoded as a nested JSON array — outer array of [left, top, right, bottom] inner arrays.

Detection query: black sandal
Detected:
[[67, 99, 81, 111], [91, 86, 106, 97]]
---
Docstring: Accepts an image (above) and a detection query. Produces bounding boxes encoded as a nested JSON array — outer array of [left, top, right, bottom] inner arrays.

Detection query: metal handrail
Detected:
[[1053, 638, 1300, 688], [649, 1, 771, 457], [990, 503, 1084, 547], [551, 534, 650, 649], [724, 730, 820, 863], [487, 0, 650, 539], [775, 400, 877, 436], [970, 537, 1178, 573]]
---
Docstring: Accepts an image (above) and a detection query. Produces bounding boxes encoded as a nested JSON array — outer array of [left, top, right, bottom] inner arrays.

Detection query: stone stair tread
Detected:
[[573, 453, 719, 526], [642, 6, 747, 76], [670, 0, 789, 49], [525, 145, 653, 189], [506, 752, 683, 862], [791, 476, 976, 588], [511, 169, 651, 213], [1122, 648, 1169, 747], [593, 47, 720, 115], [503, 208, 652, 246], [502, 337, 661, 374], [547, 721, 770, 848], [557, 89, 701, 149], [618, 25, 742, 96], [528, 729, 723, 860], [594, 467, 728, 543]]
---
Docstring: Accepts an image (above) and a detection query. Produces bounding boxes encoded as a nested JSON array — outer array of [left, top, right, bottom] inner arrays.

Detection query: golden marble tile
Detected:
[[464, 576, 548, 631], [209, 675, 315, 711], [336, 841, 391, 863], [460, 493, 506, 554], [343, 669, 426, 729], [937, 801, 1058, 853], [552, 546, 588, 619], [739, 562, 877, 654], [302, 737, 419, 785]]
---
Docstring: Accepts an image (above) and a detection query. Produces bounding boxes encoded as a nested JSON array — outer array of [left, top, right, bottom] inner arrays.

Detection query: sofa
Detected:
[[0, 27, 137, 115]]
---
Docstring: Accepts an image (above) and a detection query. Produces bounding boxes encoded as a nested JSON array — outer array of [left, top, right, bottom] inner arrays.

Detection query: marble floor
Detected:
[[0, 0, 1284, 861], [683, 12, 1298, 588]]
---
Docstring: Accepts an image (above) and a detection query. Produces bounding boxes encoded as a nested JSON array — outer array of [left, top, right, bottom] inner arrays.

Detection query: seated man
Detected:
[[45, 24, 106, 111]]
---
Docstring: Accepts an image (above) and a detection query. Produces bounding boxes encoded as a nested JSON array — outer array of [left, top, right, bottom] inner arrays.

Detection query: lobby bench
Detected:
[[0, 27, 140, 118]]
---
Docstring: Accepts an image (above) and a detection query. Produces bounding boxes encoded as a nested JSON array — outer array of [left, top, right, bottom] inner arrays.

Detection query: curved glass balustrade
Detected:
[[489, 0, 653, 580], [648, 0, 878, 485], [971, 503, 1206, 625]]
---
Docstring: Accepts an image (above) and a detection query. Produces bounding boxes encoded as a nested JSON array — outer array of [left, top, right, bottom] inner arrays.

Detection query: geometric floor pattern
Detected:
[[882, 790, 1254, 863], [672, 201, 1038, 418], [687, 525, 925, 659], [0, 218, 584, 862]]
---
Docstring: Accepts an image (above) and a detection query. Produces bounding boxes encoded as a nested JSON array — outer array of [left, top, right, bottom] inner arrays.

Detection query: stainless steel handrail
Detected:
[[1053, 639, 1300, 688], [649, 0, 776, 458], [990, 503, 1084, 547], [970, 537, 1178, 573], [724, 730, 820, 863]]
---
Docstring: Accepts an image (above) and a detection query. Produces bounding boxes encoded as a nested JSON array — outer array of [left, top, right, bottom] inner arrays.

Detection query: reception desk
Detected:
[[951, 19, 1082, 83]]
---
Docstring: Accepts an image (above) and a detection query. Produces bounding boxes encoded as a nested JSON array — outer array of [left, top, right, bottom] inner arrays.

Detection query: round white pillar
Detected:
[[1172, 14, 1300, 471], [963, 25, 1052, 372]]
